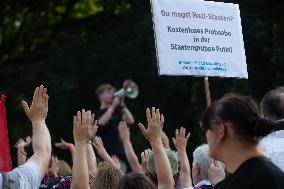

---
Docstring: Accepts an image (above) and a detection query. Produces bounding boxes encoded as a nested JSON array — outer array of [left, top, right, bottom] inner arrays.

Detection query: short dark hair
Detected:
[[96, 84, 116, 97], [260, 87, 284, 121], [117, 173, 155, 189], [202, 93, 276, 144]]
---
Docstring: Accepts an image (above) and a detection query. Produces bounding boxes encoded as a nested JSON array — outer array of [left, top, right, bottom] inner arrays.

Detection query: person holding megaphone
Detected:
[[94, 80, 137, 172]]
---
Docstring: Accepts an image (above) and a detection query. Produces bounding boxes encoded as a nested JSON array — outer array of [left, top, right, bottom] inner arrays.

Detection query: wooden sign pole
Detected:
[[204, 77, 212, 108]]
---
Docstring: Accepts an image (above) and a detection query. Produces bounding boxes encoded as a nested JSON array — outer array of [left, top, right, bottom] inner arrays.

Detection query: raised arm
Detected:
[[55, 138, 75, 162], [92, 137, 120, 169], [87, 143, 97, 177], [87, 114, 98, 176], [138, 107, 174, 189], [141, 149, 151, 172], [172, 127, 192, 188], [160, 114, 170, 149], [72, 110, 98, 189], [22, 85, 51, 177], [118, 121, 142, 173]]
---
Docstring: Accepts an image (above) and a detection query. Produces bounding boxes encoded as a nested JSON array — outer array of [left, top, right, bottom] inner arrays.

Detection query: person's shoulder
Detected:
[[257, 157, 284, 175], [249, 157, 284, 187], [247, 157, 281, 172], [218, 157, 284, 189]]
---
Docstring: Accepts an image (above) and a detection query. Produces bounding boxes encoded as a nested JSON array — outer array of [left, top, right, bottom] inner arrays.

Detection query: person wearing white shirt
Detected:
[[260, 87, 284, 172], [0, 85, 51, 189]]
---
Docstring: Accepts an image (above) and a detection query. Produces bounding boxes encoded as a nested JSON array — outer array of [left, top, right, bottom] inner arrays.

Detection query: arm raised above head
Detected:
[[72, 110, 98, 189], [138, 107, 174, 189], [22, 85, 51, 178], [118, 121, 142, 173], [172, 127, 192, 188]]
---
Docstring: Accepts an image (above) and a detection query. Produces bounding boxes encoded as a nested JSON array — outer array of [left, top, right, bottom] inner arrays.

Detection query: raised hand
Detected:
[[172, 127, 192, 188], [55, 138, 73, 150], [25, 136, 32, 145], [15, 138, 28, 158], [92, 137, 120, 169], [138, 107, 163, 144], [172, 127, 190, 152], [141, 149, 151, 171], [15, 136, 31, 150], [92, 137, 108, 159], [139, 108, 174, 188], [15, 138, 26, 149], [72, 111, 97, 189], [22, 85, 49, 123], [73, 110, 98, 144], [118, 121, 130, 142], [208, 161, 225, 186]]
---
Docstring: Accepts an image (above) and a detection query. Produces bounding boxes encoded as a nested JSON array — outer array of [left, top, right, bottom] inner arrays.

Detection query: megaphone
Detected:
[[114, 80, 139, 99]]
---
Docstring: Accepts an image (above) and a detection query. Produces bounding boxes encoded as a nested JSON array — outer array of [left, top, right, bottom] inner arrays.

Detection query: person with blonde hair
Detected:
[[91, 162, 124, 189]]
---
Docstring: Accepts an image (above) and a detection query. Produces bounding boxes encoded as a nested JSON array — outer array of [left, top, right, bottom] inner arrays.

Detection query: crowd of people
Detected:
[[1, 84, 284, 189]]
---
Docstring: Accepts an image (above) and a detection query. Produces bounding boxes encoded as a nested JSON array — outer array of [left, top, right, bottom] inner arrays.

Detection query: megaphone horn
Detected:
[[114, 80, 139, 99]]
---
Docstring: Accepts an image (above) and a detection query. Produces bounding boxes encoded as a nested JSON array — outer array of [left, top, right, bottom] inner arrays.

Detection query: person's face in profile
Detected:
[[206, 129, 216, 158], [206, 121, 223, 160], [206, 120, 227, 161]]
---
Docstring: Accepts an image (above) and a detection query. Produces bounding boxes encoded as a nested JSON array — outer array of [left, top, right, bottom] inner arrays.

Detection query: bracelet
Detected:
[[67, 143, 75, 151], [107, 107, 114, 113]]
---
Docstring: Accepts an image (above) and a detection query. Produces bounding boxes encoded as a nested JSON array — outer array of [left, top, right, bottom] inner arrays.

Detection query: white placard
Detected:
[[151, 0, 248, 78]]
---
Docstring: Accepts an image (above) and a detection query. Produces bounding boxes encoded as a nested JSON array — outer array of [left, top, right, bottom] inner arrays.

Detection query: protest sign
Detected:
[[151, 0, 248, 78]]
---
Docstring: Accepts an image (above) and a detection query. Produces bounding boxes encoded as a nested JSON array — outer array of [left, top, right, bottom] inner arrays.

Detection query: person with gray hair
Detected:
[[172, 127, 218, 189], [191, 144, 214, 189]]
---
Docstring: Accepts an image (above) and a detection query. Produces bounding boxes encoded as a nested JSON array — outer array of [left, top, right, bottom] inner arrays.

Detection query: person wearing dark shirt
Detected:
[[215, 157, 284, 189], [95, 84, 135, 171], [202, 93, 284, 189]]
